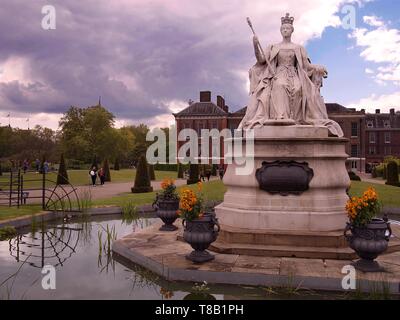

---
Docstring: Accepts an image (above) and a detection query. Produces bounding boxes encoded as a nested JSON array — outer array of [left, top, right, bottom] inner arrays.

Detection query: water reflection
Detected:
[[9, 224, 81, 269], [1, 215, 399, 300]]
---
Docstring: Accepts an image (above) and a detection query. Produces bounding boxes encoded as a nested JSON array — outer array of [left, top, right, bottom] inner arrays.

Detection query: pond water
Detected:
[[1, 215, 399, 300]]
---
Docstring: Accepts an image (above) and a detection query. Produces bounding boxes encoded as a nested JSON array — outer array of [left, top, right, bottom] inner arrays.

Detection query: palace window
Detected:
[[351, 144, 359, 157], [351, 122, 358, 137], [384, 146, 392, 155], [384, 120, 391, 128], [366, 120, 374, 128], [384, 132, 391, 143], [369, 132, 376, 144], [369, 146, 376, 155]]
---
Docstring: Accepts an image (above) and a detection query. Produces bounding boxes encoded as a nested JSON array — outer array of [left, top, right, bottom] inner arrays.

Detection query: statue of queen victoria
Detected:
[[238, 13, 344, 137]]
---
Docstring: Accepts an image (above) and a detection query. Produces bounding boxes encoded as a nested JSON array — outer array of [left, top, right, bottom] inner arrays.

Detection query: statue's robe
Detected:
[[239, 43, 344, 138]]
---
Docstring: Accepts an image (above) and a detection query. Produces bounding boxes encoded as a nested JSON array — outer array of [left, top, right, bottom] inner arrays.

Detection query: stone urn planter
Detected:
[[183, 293, 216, 300], [344, 217, 392, 272], [153, 199, 180, 231], [182, 212, 220, 263]]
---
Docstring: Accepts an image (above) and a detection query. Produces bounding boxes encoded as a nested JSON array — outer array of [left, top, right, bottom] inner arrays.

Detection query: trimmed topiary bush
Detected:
[[177, 163, 184, 179], [131, 155, 153, 193], [114, 158, 120, 171], [148, 164, 156, 181], [348, 171, 361, 181], [386, 161, 400, 187], [103, 158, 111, 182], [56, 153, 69, 185], [187, 163, 200, 185], [371, 167, 377, 178], [211, 164, 217, 176]]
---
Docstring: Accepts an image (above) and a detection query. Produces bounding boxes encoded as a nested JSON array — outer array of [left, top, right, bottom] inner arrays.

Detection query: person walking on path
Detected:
[[23, 159, 29, 174], [89, 166, 97, 186], [35, 159, 40, 172], [219, 167, 224, 180], [98, 167, 106, 185], [43, 161, 49, 174]]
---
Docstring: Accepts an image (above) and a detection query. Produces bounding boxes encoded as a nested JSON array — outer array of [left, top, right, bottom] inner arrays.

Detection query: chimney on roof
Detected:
[[217, 95, 225, 109], [375, 109, 380, 114], [200, 91, 211, 102], [361, 109, 365, 113], [390, 108, 395, 115]]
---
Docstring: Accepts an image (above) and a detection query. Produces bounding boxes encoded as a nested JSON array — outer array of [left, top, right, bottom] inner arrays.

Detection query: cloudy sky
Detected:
[[0, 0, 399, 130]]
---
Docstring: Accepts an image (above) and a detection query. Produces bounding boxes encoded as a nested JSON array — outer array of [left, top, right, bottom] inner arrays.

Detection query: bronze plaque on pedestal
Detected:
[[255, 160, 314, 196]]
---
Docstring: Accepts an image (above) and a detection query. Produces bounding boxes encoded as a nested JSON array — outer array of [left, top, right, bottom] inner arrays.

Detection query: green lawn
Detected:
[[0, 205, 43, 221], [1, 179, 399, 222], [348, 181, 400, 208], [92, 179, 226, 207], [0, 169, 177, 189]]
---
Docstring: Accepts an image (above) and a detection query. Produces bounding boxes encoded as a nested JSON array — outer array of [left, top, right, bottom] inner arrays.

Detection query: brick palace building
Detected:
[[173, 91, 400, 172]]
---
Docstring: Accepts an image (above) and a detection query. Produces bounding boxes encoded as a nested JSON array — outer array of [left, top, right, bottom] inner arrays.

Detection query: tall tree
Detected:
[[59, 104, 117, 162], [114, 157, 120, 171], [57, 153, 69, 185], [103, 158, 111, 182]]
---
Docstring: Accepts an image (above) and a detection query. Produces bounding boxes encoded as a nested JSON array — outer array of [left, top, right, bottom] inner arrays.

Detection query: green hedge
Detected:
[[386, 161, 400, 187], [348, 171, 361, 181]]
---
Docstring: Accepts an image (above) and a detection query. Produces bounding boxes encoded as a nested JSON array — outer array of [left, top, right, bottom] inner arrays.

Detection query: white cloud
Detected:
[[0, 112, 62, 130], [363, 15, 384, 27], [347, 92, 400, 112], [365, 68, 374, 74], [350, 15, 400, 85], [0, 57, 33, 85]]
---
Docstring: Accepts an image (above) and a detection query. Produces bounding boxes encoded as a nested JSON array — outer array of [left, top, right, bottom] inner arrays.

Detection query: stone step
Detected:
[[209, 237, 400, 260], [218, 224, 348, 248], [209, 239, 357, 260]]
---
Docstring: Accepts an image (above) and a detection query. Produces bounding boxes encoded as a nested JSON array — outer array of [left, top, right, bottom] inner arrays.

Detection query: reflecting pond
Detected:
[[1, 214, 399, 300]]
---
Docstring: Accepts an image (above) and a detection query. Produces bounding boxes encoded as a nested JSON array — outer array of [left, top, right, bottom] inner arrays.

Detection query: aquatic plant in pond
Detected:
[[97, 223, 118, 273], [79, 188, 93, 215], [122, 200, 139, 225], [0, 226, 17, 241]]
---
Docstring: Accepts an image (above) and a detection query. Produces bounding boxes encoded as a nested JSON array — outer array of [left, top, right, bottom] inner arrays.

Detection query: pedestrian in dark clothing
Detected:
[[206, 171, 211, 181], [98, 167, 106, 185], [23, 159, 29, 174], [219, 168, 224, 180], [89, 166, 97, 186], [35, 159, 40, 172]]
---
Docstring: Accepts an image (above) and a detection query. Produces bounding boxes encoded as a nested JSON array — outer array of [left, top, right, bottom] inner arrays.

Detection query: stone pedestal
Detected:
[[214, 125, 352, 259]]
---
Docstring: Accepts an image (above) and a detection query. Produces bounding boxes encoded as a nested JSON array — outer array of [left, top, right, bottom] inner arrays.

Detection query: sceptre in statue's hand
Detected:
[[246, 17, 275, 76]]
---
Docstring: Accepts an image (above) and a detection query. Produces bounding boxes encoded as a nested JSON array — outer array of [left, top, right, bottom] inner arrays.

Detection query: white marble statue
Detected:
[[238, 13, 344, 137]]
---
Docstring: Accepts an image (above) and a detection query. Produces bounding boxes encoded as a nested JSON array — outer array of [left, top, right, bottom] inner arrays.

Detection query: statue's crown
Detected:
[[281, 13, 294, 25]]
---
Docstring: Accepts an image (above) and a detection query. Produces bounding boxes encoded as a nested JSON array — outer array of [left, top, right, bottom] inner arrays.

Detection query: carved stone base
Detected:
[[215, 125, 350, 257], [262, 119, 296, 126]]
